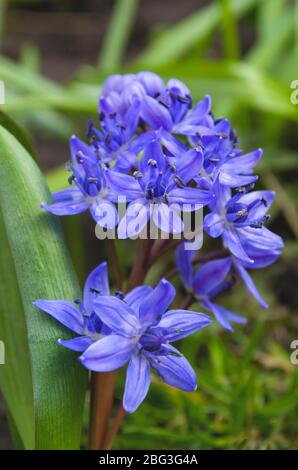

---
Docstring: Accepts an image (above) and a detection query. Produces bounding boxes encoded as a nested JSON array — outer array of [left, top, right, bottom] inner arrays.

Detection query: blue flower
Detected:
[[34, 262, 157, 355], [197, 118, 262, 188], [107, 138, 213, 237], [79, 278, 212, 412], [34, 262, 111, 351], [41, 136, 118, 229], [176, 246, 246, 331], [232, 244, 281, 309], [204, 182, 284, 264]]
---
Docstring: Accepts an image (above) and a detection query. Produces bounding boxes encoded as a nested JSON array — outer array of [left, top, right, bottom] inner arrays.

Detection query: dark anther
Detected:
[[148, 158, 157, 167], [88, 177, 99, 184], [99, 112, 105, 121], [174, 175, 185, 188], [74, 298, 81, 305], [90, 288, 101, 295], [115, 291, 125, 300], [146, 188, 154, 200], [109, 112, 117, 119], [68, 175, 75, 185], [261, 197, 268, 207], [133, 170, 143, 179]]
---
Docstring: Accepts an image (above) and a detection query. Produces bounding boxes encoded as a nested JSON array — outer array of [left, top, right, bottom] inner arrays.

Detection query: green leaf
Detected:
[[0, 109, 36, 159], [137, 0, 257, 66], [0, 125, 88, 449], [98, 0, 139, 70]]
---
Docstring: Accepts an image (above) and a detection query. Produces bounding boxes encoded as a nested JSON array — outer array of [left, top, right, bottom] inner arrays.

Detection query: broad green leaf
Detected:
[[0, 109, 36, 159], [0, 125, 88, 449], [137, 0, 257, 66]]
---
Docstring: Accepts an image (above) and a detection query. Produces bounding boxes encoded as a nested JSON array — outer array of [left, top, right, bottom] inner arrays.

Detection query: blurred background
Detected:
[[0, 0, 298, 449]]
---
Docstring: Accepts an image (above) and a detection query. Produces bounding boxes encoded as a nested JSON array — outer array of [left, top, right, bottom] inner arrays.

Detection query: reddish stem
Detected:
[[102, 405, 126, 450]]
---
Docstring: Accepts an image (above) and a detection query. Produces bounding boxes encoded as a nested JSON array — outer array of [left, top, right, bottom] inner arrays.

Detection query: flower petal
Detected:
[[124, 286, 153, 314], [153, 309, 211, 341], [139, 278, 176, 326], [34, 300, 84, 335], [123, 353, 151, 413], [83, 262, 110, 315], [204, 212, 224, 238], [93, 296, 139, 337], [106, 170, 143, 201], [192, 257, 232, 296], [175, 243, 196, 288], [153, 203, 184, 234], [204, 299, 246, 332], [234, 260, 268, 308], [90, 199, 118, 229], [79, 334, 133, 372], [58, 335, 94, 352], [223, 227, 254, 264], [141, 95, 173, 131], [149, 345, 197, 391], [41, 187, 88, 216], [118, 199, 150, 238]]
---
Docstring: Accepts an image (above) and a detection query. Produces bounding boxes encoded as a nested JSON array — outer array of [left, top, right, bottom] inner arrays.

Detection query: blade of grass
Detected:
[[220, 0, 241, 60], [137, 0, 257, 66], [98, 0, 139, 70]]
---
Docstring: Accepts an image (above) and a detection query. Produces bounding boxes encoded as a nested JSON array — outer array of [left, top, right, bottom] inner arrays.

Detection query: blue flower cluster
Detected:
[[34, 264, 211, 412], [36, 72, 283, 412]]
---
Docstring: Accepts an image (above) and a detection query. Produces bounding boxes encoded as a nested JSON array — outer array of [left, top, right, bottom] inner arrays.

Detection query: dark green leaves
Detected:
[[0, 125, 87, 449]]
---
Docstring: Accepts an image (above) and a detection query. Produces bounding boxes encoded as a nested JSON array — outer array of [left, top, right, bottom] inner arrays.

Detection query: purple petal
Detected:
[[219, 172, 258, 188], [204, 299, 246, 332], [93, 296, 139, 337], [34, 300, 84, 335], [83, 262, 110, 315], [238, 226, 284, 252], [153, 309, 211, 341], [234, 260, 268, 308], [221, 148, 263, 173], [58, 335, 93, 352], [124, 286, 153, 314], [123, 353, 151, 413], [204, 212, 224, 238], [79, 335, 133, 372], [118, 199, 150, 238], [153, 203, 184, 234], [149, 345, 197, 391], [106, 170, 143, 201], [137, 71, 164, 96], [41, 187, 88, 216], [139, 278, 176, 326], [175, 243, 196, 288], [141, 95, 173, 131], [223, 227, 254, 264], [192, 257, 232, 296], [90, 199, 118, 229], [168, 187, 212, 207], [175, 148, 204, 184]]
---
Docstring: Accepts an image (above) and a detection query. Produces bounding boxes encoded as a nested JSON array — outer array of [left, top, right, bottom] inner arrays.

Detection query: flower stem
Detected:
[[89, 371, 117, 449], [102, 405, 126, 450], [126, 237, 154, 291]]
